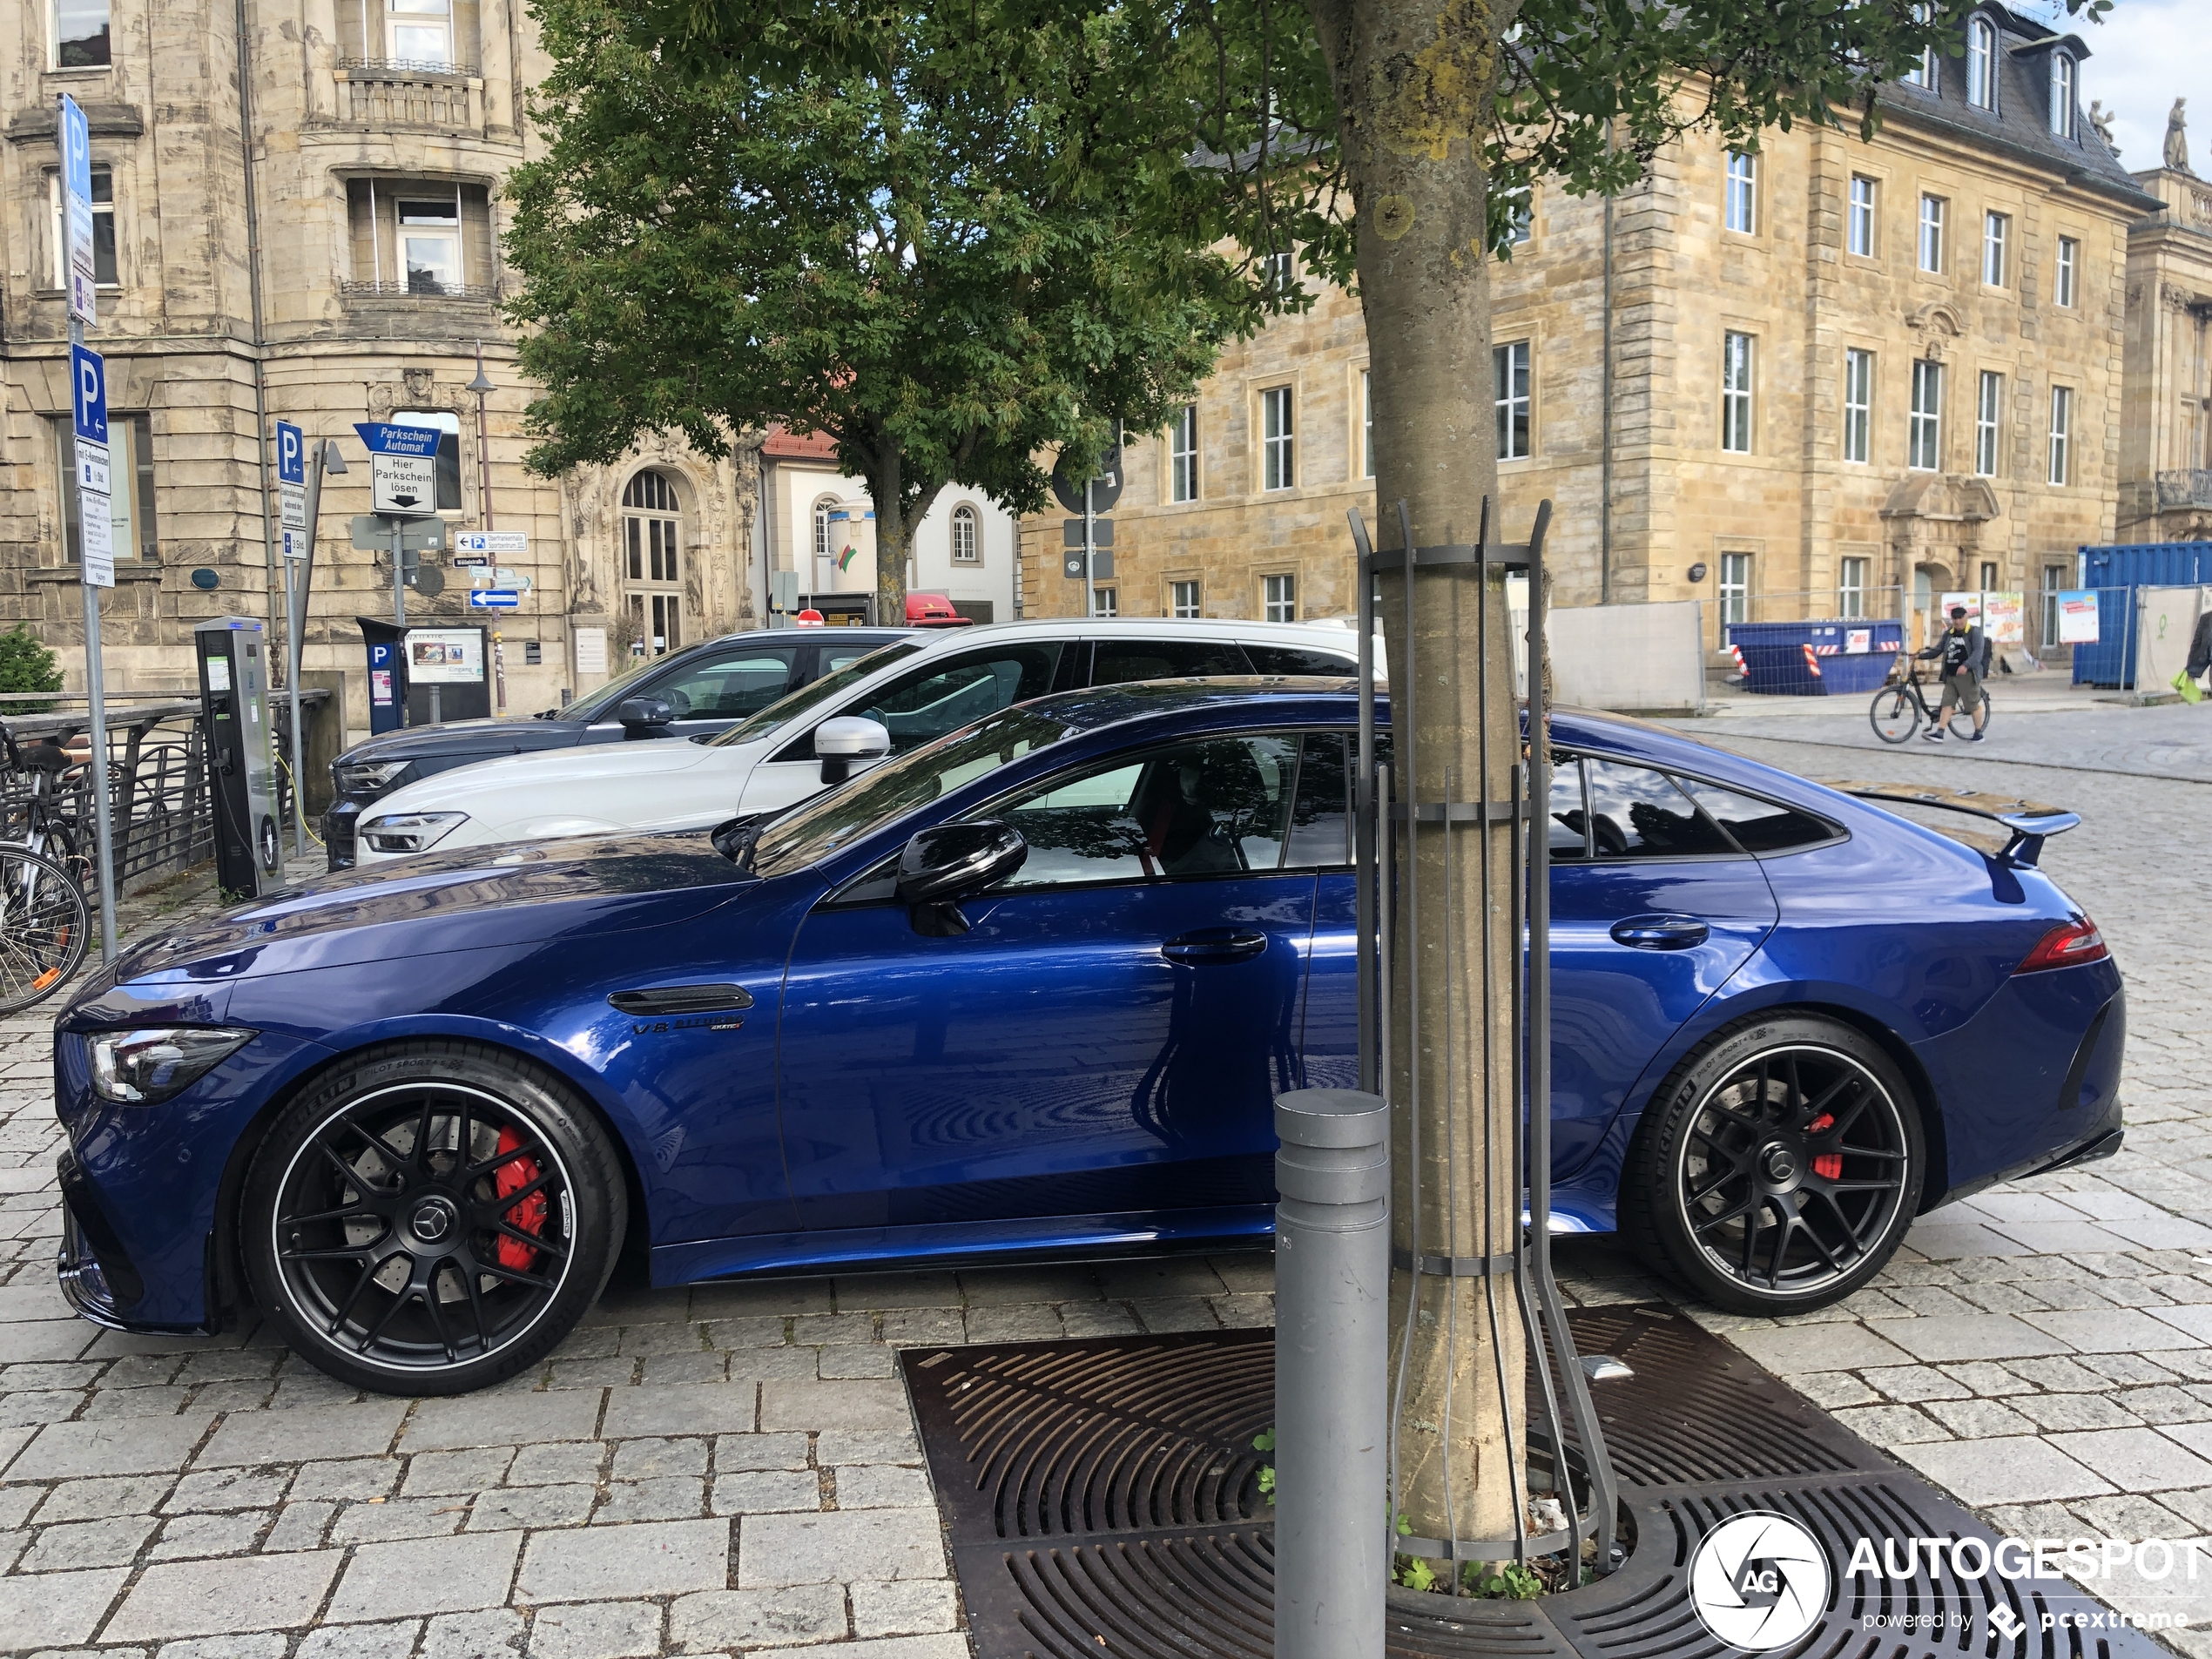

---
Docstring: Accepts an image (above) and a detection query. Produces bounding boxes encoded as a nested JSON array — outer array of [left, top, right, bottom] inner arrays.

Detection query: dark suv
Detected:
[[322, 627, 907, 868]]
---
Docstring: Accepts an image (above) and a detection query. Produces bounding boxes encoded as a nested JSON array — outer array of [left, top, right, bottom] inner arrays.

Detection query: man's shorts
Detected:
[[1939, 669, 1983, 714]]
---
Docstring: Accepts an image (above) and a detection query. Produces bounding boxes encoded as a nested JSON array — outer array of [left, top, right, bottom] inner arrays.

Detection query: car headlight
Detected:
[[89, 1028, 254, 1105], [334, 759, 412, 794], [361, 811, 467, 853]]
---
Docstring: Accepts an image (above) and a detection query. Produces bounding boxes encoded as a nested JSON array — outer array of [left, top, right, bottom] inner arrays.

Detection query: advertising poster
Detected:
[[405, 628, 484, 685], [2057, 590, 2100, 644]]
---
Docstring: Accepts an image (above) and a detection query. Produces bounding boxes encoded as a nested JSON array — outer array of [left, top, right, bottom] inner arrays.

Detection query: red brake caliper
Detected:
[[494, 1126, 547, 1271], [1806, 1114, 1842, 1182]]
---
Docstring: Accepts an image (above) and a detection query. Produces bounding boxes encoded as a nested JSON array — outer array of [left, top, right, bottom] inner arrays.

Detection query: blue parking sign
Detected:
[[71, 344, 106, 447], [60, 95, 96, 324], [276, 421, 305, 486]]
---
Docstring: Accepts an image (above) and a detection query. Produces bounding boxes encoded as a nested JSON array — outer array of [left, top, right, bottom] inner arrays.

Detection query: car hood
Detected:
[[335, 717, 586, 768], [83, 831, 756, 994], [367, 730, 762, 816]]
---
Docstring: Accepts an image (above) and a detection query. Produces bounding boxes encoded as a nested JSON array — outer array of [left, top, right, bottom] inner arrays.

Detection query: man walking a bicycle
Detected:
[[1917, 605, 1990, 743]]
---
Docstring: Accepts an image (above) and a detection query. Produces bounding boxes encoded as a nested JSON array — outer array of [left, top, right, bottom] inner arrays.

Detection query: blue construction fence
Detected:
[[2071, 543, 2212, 688], [1723, 619, 1906, 697]]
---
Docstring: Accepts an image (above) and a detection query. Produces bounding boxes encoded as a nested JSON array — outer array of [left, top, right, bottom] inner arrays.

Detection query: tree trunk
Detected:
[[1308, 0, 1525, 1568], [868, 447, 910, 627]]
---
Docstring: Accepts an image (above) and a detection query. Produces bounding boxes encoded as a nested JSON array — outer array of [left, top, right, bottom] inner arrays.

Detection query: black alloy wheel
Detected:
[[1623, 1015, 1924, 1314], [244, 1041, 624, 1394]]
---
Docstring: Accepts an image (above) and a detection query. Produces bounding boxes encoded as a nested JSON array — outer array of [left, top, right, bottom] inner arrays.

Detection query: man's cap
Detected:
[[1950, 606, 1970, 619]]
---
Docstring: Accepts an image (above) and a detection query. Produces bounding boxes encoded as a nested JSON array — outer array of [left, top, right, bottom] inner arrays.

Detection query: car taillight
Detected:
[[2014, 916, 2107, 974]]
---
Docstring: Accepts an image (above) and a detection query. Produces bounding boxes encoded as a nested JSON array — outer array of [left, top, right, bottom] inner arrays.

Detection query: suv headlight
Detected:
[[334, 759, 412, 794], [89, 1028, 254, 1105], [361, 811, 467, 853]]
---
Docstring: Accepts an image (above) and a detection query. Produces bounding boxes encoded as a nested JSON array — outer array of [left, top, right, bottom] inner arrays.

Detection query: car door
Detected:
[[736, 640, 1069, 816], [775, 731, 1318, 1237], [647, 644, 802, 739], [1548, 754, 1779, 1174]]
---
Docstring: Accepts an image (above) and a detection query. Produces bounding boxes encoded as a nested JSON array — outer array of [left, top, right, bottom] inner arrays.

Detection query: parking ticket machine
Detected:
[[194, 617, 284, 897]]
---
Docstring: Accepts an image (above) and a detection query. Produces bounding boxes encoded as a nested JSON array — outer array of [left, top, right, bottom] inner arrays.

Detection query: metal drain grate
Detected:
[[901, 1309, 2172, 1659]]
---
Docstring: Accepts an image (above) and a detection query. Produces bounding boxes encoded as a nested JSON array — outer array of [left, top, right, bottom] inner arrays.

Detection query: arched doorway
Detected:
[[1912, 563, 1946, 647], [622, 470, 683, 658]]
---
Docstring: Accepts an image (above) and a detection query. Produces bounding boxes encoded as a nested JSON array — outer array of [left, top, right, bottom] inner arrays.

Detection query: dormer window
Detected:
[[1966, 17, 1995, 109], [2049, 52, 2076, 138], [1901, 3, 1937, 90]]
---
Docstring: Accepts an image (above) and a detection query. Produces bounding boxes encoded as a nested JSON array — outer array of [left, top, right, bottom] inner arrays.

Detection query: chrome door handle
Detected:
[[1162, 928, 1268, 965], [1609, 915, 1710, 950]]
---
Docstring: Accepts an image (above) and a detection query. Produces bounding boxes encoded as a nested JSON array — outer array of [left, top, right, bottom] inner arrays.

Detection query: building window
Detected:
[[1360, 370, 1374, 479], [1982, 212, 2008, 287], [1847, 176, 1877, 257], [1264, 573, 1298, 623], [1494, 341, 1531, 461], [1839, 556, 1869, 619], [1091, 587, 1117, 618], [1918, 194, 1946, 273], [386, 0, 453, 66], [1974, 371, 2002, 477], [623, 470, 683, 656], [1979, 561, 1999, 591], [1966, 17, 1996, 109], [55, 414, 156, 563], [949, 503, 980, 564], [396, 198, 462, 293], [2054, 237, 2078, 307], [1909, 360, 1943, 471], [1725, 151, 1757, 234], [1504, 188, 1534, 246], [1261, 250, 1294, 293], [1721, 332, 1755, 455], [48, 166, 117, 288], [2041, 562, 2069, 646], [2048, 385, 2073, 484], [1171, 579, 1201, 619], [1261, 386, 1294, 491], [1719, 553, 1751, 629], [347, 179, 489, 296], [1169, 404, 1197, 502], [810, 495, 839, 583], [2049, 53, 2075, 138], [1843, 348, 1873, 464], [1902, 4, 1937, 89], [52, 0, 108, 66], [391, 410, 461, 510]]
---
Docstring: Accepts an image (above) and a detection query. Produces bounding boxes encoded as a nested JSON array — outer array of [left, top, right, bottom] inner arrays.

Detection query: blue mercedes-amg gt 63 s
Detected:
[[51, 679, 2124, 1393]]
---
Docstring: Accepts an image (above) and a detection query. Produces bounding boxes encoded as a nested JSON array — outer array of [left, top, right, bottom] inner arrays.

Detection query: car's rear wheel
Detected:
[[1622, 1015, 1924, 1314], [243, 1041, 625, 1395]]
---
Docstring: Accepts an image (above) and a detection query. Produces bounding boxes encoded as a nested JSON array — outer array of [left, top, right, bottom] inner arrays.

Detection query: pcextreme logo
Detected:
[[1688, 1512, 1830, 1651]]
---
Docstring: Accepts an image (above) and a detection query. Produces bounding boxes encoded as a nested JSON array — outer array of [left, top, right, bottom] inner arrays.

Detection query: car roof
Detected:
[[867, 616, 1366, 657]]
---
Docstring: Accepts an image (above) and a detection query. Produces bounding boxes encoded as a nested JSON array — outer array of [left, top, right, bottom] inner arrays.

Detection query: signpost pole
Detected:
[[1084, 479, 1096, 619], [285, 556, 305, 855], [61, 93, 117, 963]]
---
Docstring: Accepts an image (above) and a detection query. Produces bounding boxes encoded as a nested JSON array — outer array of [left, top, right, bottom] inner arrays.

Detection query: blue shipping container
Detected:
[[2074, 543, 2212, 687], [1726, 619, 1905, 697]]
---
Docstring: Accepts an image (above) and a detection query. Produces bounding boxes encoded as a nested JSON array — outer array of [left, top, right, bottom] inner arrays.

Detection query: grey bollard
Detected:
[[1273, 1087, 1390, 1659]]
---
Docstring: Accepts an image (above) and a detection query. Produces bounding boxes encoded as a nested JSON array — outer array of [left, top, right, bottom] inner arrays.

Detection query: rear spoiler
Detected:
[[1836, 786, 2080, 868]]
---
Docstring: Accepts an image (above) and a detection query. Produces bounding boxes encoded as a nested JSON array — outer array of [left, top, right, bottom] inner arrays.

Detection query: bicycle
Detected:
[[1869, 659, 1995, 745], [0, 725, 92, 1014]]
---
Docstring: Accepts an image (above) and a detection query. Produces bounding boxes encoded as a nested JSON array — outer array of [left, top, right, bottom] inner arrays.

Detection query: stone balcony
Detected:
[[2155, 469, 2212, 510], [332, 59, 486, 133]]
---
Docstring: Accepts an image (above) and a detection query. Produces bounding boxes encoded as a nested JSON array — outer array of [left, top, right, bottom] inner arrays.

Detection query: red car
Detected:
[[906, 591, 974, 627]]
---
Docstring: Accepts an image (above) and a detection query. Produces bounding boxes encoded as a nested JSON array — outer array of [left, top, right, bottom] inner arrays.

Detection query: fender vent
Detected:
[[606, 983, 755, 1016]]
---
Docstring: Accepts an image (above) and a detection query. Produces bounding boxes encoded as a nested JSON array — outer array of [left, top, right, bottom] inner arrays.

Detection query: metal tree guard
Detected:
[[1348, 494, 1620, 1588]]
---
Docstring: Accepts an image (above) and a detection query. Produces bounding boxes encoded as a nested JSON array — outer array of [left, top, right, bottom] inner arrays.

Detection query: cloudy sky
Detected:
[[2023, 0, 2202, 172]]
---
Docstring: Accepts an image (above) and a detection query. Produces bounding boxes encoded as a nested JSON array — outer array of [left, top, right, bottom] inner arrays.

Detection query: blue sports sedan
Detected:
[[51, 679, 2124, 1393]]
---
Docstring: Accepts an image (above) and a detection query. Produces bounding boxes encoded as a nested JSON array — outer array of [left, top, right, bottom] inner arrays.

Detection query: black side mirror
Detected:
[[617, 697, 675, 739], [895, 820, 1027, 936]]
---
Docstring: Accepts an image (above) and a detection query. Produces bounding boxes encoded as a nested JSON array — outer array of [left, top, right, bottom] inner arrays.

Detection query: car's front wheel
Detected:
[[1623, 1015, 1924, 1314], [243, 1041, 626, 1395]]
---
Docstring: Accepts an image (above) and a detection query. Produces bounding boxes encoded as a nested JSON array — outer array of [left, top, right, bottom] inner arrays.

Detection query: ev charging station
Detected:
[[194, 617, 285, 898]]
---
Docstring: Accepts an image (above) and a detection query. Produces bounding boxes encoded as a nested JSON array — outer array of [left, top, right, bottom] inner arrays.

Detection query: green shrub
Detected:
[[0, 624, 64, 717]]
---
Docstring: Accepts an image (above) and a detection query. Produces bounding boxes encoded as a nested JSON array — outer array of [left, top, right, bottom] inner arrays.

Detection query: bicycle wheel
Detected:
[[1870, 686, 1921, 744], [1951, 692, 1991, 738], [0, 847, 91, 1015]]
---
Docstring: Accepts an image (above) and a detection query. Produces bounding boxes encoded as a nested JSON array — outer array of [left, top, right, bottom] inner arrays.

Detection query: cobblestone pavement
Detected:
[[0, 708, 2202, 1656]]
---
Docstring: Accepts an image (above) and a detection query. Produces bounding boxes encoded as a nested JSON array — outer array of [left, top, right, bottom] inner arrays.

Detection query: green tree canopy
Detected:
[[506, 0, 1273, 617]]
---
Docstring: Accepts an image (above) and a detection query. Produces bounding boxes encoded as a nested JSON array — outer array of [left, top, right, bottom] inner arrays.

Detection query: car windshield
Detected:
[[751, 703, 1083, 878], [563, 654, 677, 723], [706, 641, 925, 748]]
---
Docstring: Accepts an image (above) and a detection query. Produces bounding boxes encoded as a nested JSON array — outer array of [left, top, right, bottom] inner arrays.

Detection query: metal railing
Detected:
[[339, 278, 499, 302], [334, 55, 481, 78]]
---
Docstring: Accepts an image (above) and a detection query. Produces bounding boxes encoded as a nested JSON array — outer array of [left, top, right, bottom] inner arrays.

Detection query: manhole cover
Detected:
[[900, 1307, 2170, 1659]]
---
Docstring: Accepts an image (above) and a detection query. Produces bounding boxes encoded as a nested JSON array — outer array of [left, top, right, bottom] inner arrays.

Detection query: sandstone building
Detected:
[[1022, 5, 2157, 658], [2118, 159, 2212, 544]]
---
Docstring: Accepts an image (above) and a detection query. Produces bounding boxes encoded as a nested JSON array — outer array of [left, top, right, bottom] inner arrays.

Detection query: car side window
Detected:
[[1673, 777, 1841, 854], [990, 735, 1298, 889], [1245, 644, 1358, 677], [1089, 638, 1253, 687], [1582, 758, 1737, 859], [1548, 756, 1590, 860], [817, 644, 880, 676], [1284, 732, 1350, 867], [657, 649, 799, 719], [774, 644, 1064, 762]]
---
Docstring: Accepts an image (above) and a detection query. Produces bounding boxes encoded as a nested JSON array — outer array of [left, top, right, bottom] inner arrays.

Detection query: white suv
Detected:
[[352, 618, 1361, 862]]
